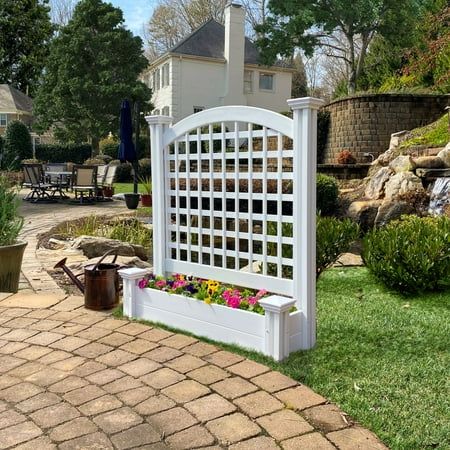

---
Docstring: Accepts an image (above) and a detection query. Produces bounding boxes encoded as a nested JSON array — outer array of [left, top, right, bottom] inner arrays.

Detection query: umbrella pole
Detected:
[[132, 160, 138, 194]]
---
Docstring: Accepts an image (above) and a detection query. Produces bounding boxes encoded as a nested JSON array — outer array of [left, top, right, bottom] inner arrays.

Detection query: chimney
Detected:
[[224, 2, 246, 105]]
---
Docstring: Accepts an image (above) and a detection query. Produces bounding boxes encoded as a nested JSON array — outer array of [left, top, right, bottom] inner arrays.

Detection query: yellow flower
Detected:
[[206, 280, 219, 295], [204, 296, 212, 304]]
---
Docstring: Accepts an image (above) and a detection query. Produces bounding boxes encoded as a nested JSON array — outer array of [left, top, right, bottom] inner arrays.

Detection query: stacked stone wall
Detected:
[[322, 94, 449, 163]]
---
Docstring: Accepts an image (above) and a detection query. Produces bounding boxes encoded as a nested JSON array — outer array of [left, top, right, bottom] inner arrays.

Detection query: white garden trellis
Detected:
[[120, 97, 324, 360]]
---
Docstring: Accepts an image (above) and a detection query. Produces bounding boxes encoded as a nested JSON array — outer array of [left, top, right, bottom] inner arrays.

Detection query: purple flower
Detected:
[[138, 278, 148, 289]]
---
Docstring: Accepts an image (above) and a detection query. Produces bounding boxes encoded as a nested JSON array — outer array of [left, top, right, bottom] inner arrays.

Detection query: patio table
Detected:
[[44, 170, 72, 199]]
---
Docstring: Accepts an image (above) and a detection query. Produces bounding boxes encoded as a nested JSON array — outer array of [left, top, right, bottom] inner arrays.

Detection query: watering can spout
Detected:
[[54, 258, 85, 293]]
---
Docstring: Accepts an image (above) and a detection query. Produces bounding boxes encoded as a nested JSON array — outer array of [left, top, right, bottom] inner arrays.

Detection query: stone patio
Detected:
[[0, 195, 387, 449]]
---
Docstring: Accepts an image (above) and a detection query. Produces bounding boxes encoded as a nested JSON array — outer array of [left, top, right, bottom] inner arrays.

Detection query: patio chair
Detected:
[[103, 164, 118, 189], [71, 165, 98, 204], [22, 164, 58, 202], [95, 164, 108, 201]]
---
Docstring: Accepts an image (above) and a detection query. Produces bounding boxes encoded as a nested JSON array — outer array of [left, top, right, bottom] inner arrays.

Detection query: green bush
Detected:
[[317, 110, 330, 164], [0, 174, 24, 246], [139, 158, 151, 178], [101, 141, 119, 159], [317, 174, 339, 215], [317, 216, 359, 278], [2, 121, 32, 169], [110, 160, 133, 182], [36, 144, 92, 163], [362, 215, 450, 293]]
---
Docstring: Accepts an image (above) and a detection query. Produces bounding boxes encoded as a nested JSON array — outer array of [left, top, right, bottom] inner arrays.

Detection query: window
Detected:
[[0, 114, 7, 127], [154, 69, 160, 91], [244, 70, 253, 93], [193, 106, 204, 113], [259, 72, 274, 91], [161, 63, 170, 87], [153, 109, 160, 115], [162, 106, 170, 116]]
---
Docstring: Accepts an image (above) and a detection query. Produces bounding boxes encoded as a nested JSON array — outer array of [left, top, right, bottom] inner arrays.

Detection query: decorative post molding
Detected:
[[146, 115, 173, 277], [259, 295, 296, 361], [287, 97, 325, 350], [118, 268, 150, 318]]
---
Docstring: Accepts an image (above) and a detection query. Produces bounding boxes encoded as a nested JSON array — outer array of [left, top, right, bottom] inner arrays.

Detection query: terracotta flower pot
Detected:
[[141, 194, 152, 207]]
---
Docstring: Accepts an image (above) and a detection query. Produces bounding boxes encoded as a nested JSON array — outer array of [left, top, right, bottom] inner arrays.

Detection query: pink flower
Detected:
[[155, 280, 167, 289], [226, 295, 241, 308], [256, 289, 268, 297], [138, 278, 148, 289], [172, 280, 187, 289], [248, 296, 258, 305]]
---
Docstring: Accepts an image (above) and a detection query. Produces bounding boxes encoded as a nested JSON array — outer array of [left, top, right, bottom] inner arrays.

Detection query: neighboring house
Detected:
[[0, 84, 33, 136], [142, 3, 294, 122]]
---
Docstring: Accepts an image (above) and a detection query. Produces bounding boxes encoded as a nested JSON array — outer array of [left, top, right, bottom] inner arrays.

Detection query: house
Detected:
[[142, 3, 294, 122], [0, 84, 33, 136]]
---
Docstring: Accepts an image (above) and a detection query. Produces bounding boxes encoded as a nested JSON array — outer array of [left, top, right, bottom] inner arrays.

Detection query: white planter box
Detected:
[[119, 268, 300, 361]]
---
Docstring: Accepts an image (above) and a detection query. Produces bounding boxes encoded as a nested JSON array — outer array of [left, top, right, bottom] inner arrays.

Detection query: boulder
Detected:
[[375, 200, 414, 227], [413, 156, 444, 169], [376, 131, 410, 166], [389, 155, 416, 173], [71, 235, 148, 261], [347, 200, 382, 231], [384, 172, 424, 200], [68, 256, 152, 272], [365, 167, 393, 199], [437, 143, 450, 167]]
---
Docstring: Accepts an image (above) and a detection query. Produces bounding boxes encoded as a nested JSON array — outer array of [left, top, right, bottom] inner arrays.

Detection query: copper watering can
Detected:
[[54, 249, 120, 311]]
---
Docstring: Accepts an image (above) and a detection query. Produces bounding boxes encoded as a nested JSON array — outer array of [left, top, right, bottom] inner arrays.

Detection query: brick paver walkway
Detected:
[[0, 196, 388, 449]]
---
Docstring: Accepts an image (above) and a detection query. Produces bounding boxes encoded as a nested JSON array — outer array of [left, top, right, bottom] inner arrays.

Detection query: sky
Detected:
[[109, 0, 156, 38]]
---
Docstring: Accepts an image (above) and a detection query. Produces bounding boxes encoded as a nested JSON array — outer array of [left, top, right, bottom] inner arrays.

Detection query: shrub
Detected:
[[0, 174, 24, 246], [317, 174, 339, 215], [35, 144, 92, 163], [139, 158, 151, 178], [337, 150, 357, 164], [362, 215, 450, 293], [3, 121, 32, 169], [317, 110, 330, 164], [100, 139, 119, 159], [110, 160, 133, 182], [317, 216, 359, 278]]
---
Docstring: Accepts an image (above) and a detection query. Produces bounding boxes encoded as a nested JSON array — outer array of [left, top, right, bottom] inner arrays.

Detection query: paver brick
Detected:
[[0, 382, 44, 403], [281, 432, 336, 450], [251, 371, 297, 393], [49, 417, 98, 442], [14, 436, 57, 450], [111, 423, 161, 449], [203, 350, 245, 368], [233, 391, 283, 418], [118, 358, 161, 377], [3, 317, 38, 328], [25, 309, 55, 319], [52, 323, 89, 336], [166, 425, 215, 449], [162, 380, 210, 403], [0, 341, 29, 354], [6, 361, 43, 378], [96, 349, 137, 366], [166, 354, 206, 373], [75, 326, 112, 340], [74, 342, 113, 358], [37, 349, 71, 364], [72, 360, 107, 377], [14, 345, 52, 360], [70, 313, 104, 325], [98, 332, 134, 347], [119, 338, 159, 354], [24, 367, 68, 386], [183, 342, 218, 357], [275, 385, 327, 411], [326, 426, 388, 449], [135, 394, 176, 415], [49, 375, 89, 393], [227, 360, 271, 379], [0, 421, 42, 449], [117, 386, 156, 406], [86, 368, 126, 385], [93, 406, 143, 433], [51, 355, 85, 371], [302, 404, 350, 433], [185, 393, 236, 421], [24, 331, 65, 346], [256, 409, 313, 441], [30, 402, 80, 428], [117, 322, 151, 336], [141, 367, 186, 389], [47, 311, 80, 322], [0, 410, 26, 429], [103, 375, 143, 394], [144, 346, 182, 362], [96, 318, 129, 330], [229, 436, 280, 450], [79, 394, 123, 416], [0, 354, 25, 372], [58, 432, 113, 450], [0, 374, 20, 390], [29, 319, 62, 331], [49, 335, 90, 351], [159, 334, 198, 349], [139, 328, 173, 342], [16, 392, 61, 413], [206, 412, 261, 444], [148, 406, 198, 436], [187, 364, 230, 385], [63, 384, 106, 406], [211, 377, 258, 400]]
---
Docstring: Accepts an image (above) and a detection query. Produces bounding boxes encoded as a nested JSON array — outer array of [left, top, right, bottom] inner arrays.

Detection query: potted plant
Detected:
[[139, 176, 152, 207], [0, 174, 26, 292]]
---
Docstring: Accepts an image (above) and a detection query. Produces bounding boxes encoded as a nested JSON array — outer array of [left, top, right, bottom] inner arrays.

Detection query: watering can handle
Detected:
[[92, 249, 119, 271]]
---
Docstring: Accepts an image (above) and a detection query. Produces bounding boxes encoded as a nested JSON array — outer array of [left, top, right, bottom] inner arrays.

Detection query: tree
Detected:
[[49, 0, 77, 26], [256, 0, 422, 94], [290, 54, 308, 98], [33, 0, 151, 152], [2, 121, 32, 170], [0, 0, 54, 95]]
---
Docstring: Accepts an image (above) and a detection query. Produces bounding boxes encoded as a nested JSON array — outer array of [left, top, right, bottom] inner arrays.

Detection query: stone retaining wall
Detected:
[[322, 94, 449, 164]]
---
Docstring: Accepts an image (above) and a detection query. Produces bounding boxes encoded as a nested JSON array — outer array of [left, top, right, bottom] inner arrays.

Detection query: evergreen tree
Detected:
[[2, 121, 33, 170]]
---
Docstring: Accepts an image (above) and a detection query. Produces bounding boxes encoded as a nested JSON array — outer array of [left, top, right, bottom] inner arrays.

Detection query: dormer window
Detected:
[[259, 72, 274, 91]]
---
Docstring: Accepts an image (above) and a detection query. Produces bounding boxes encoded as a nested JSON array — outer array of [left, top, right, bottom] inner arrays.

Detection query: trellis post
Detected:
[[146, 115, 172, 277], [287, 97, 325, 350]]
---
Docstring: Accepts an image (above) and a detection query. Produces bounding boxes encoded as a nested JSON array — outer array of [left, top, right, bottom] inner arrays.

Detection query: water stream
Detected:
[[428, 177, 450, 215]]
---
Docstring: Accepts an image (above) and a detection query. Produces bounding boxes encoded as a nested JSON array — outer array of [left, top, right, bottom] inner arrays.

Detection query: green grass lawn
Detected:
[[119, 267, 449, 449], [114, 182, 144, 194]]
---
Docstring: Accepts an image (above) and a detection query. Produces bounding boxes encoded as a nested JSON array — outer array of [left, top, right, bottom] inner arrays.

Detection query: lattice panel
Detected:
[[164, 121, 294, 296]]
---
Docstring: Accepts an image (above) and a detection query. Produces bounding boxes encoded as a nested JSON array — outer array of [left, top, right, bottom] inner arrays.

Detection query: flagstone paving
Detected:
[[0, 196, 388, 448]]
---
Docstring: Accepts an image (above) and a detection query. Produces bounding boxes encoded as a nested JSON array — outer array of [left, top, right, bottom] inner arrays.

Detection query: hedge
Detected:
[[35, 144, 92, 163]]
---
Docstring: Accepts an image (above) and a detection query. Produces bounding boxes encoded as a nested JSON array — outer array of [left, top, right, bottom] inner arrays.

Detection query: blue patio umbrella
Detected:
[[118, 99, 138, 194]]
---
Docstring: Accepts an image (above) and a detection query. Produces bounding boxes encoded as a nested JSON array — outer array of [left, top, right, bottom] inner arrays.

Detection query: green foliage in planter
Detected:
[[317, 216, 359, 278], [362, 215, 450, 294], [317, 174, 339, 215], [0, 174, 24, 246], [2, 120, 32, 169]]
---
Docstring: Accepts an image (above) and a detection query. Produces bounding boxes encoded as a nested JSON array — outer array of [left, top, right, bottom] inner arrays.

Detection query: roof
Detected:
[[167, 19, 290, 68], [0, 84, 33, 114]]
